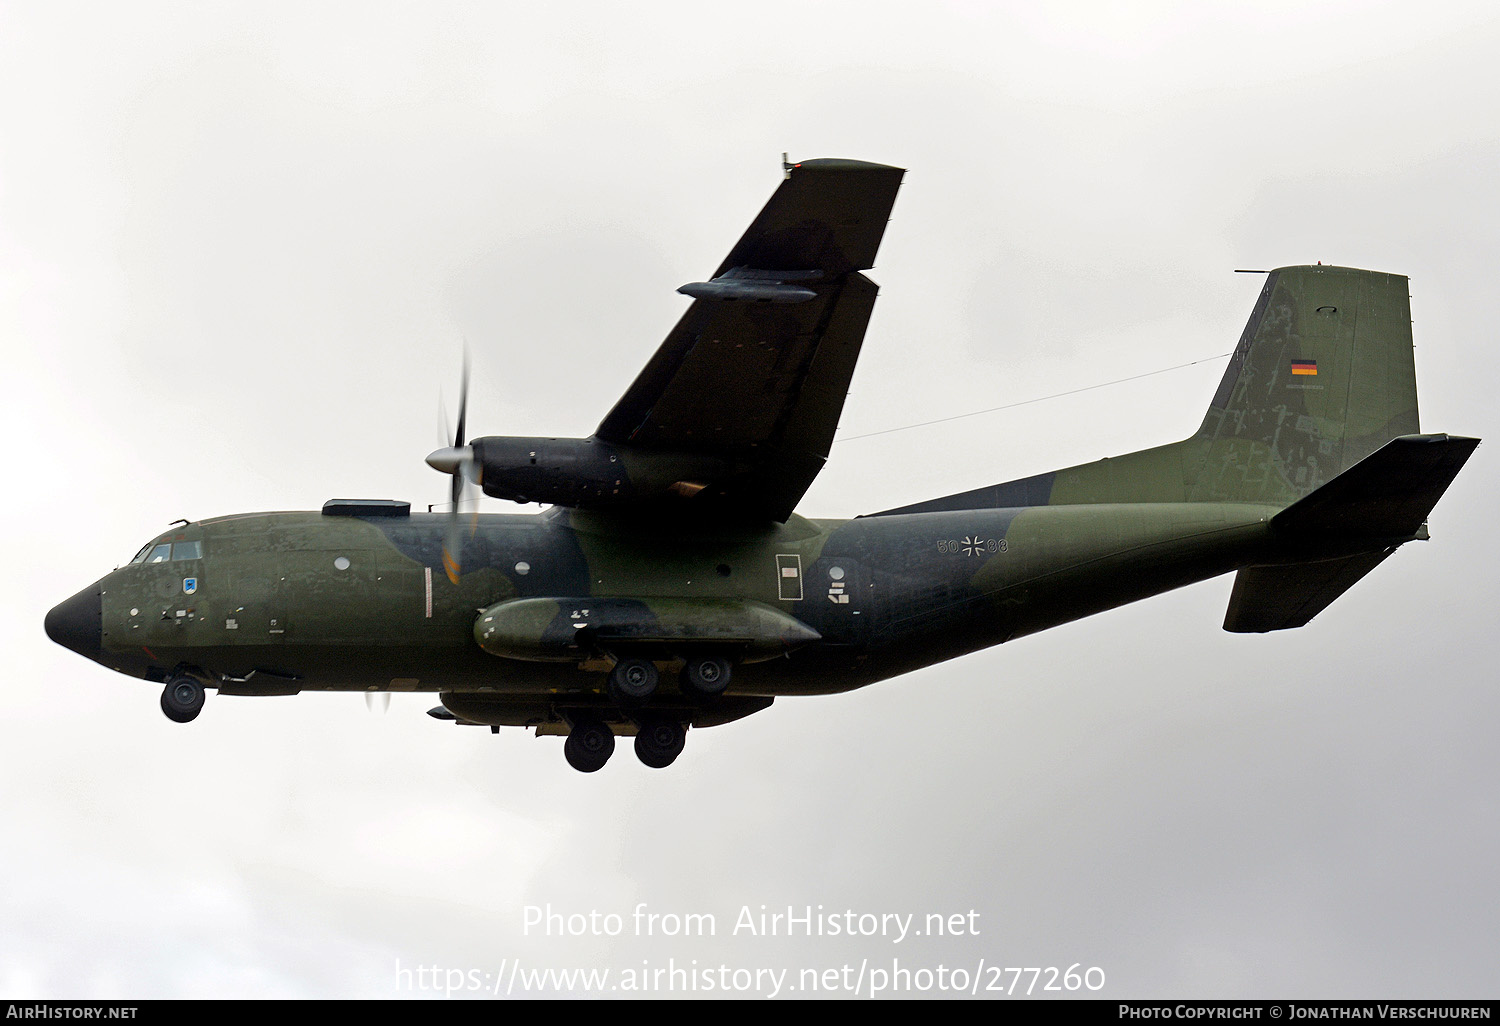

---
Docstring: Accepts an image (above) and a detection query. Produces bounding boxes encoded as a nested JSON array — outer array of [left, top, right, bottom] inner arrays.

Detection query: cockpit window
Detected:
[[130, 538, 203, 564]]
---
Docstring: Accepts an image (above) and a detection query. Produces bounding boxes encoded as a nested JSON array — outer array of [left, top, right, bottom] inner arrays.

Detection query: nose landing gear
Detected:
[[160, 675, 205, 723]]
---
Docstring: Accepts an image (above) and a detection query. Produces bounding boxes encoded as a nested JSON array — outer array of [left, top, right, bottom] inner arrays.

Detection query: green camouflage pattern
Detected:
[[46, 162, 1477, 770], [880, 265, 1424, 515]]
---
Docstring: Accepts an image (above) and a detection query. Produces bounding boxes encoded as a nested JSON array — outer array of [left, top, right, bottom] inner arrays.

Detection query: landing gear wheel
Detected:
[[608, 658, 659, 705], [680, 656, 731, 700], [160, 676, 205, 723], [634, 717, 686, 769], [563, 718, 615, 773]]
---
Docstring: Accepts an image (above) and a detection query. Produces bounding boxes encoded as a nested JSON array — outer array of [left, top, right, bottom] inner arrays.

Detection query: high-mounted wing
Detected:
[[449, 160, 905, 524], [594, 158, 905, 522]]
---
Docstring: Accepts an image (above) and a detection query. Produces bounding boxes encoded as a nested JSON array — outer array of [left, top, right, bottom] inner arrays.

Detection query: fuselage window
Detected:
[[172, 540, 202, 560]]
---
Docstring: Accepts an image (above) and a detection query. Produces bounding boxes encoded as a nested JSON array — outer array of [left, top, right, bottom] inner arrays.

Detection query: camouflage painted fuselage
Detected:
[[84, 499, 1282, 710], [43, 156, 1478, 765]]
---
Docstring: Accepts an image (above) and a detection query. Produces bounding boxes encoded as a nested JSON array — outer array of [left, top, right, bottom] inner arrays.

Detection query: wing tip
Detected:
[[790, 157, 906, 175]]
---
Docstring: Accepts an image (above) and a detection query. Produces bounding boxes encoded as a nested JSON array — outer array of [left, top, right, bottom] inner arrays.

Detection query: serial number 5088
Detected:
[[936, 536, 1007, 555]]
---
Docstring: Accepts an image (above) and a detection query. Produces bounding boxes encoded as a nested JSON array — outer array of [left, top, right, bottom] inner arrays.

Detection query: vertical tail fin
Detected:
[[1187, 265, 1420, 505], [873, 264, 1423, 516]]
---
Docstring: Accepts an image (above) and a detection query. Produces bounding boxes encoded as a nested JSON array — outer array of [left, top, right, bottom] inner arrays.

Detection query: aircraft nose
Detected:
[[45, 583, 102, 662]]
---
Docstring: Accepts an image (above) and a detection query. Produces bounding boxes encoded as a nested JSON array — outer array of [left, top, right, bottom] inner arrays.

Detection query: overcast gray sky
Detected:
[[4, 0, 1498, 999]]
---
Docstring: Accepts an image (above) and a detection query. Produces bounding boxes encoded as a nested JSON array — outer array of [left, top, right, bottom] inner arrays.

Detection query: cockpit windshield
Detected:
[[133, 543, 170, 564], [130, 539, 202, 564]]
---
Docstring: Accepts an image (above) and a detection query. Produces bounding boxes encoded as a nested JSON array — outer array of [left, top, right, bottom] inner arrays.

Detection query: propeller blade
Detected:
[[454, 347, 470, 449], [365, 691, 391, 714], [442, 515, 464, 585], [430, 347, 477, 585]]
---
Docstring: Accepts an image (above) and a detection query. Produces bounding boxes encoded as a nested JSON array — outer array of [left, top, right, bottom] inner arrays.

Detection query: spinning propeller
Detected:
[[425, 351, 480, 584]]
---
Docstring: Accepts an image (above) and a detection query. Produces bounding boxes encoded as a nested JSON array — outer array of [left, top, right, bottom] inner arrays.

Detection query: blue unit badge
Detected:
[[183, 578, 198, 595]]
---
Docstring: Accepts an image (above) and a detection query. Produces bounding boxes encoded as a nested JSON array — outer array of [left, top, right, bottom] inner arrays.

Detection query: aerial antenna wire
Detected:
[[835, 351, 1233, 443]]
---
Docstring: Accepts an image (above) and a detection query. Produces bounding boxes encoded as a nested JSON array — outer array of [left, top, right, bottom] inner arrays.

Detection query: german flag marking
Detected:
[[1291, 359, 1318, 376]]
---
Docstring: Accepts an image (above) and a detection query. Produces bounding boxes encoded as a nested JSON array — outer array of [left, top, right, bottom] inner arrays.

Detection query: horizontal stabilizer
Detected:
[[1272, 433, 1480, 539], [1223, 551, 1394, 633], [1225, 433, 1478, 632]]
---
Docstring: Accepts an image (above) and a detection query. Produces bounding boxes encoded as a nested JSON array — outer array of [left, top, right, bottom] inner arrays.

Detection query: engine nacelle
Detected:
[[472, 436, 731, 509]]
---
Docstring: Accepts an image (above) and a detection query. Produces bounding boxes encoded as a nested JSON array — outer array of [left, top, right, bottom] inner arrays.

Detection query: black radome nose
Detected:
[[46, 583, 102, 662]]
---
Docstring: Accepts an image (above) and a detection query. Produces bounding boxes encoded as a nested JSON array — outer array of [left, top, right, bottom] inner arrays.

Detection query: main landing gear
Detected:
[[633, 716, 686, 769], [562, 714, 688, 773], [562, 653, 731, 772], [160, 675, 205, 723], [679, 655, 731, 700], [606, 658, 658, 705], [608, 654, 733, 706], [563, 717, 615, 773]]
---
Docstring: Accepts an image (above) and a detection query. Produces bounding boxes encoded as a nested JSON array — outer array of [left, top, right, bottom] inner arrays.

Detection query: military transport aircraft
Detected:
[[46, 158, 1478, 772]]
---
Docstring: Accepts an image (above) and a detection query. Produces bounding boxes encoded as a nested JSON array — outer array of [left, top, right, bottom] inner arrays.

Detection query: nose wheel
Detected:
[[160, 676, 205, 723]]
